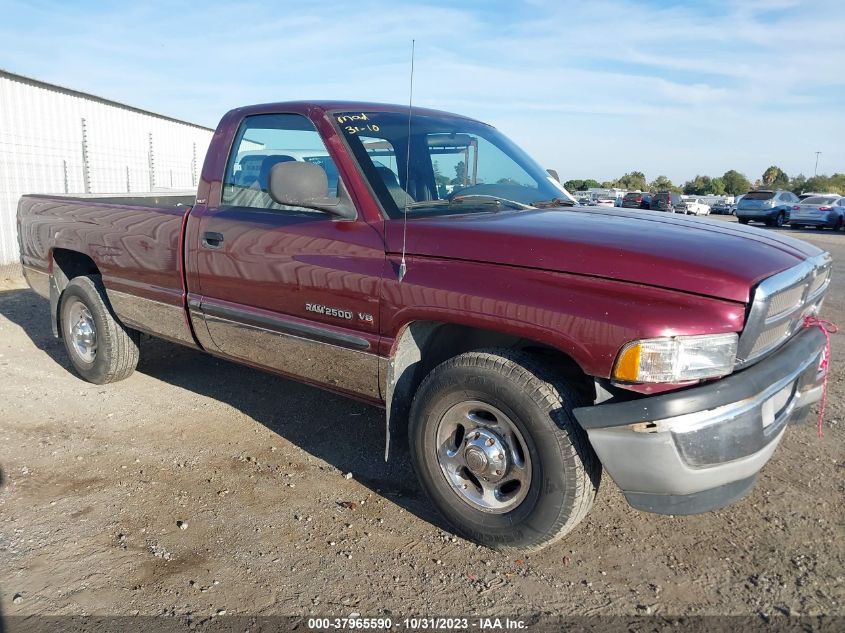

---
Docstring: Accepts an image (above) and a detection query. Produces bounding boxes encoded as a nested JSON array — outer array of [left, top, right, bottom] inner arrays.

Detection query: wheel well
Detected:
[[52, 249, 100, 289], [384, 321, 593, 458], [49, 249, 101, 339]]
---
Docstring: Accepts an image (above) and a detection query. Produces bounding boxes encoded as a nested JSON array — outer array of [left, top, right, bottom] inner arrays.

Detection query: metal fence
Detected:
[[0, 70, 213, 267]]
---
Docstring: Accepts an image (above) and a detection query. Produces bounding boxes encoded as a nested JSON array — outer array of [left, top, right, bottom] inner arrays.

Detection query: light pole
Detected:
[[814, 151, 821, 177]]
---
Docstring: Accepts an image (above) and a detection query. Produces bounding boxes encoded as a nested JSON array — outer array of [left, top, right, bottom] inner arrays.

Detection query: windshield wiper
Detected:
[[531, 197, 576, 208], [450, 194, 533, 210], [404, 195, 532, 212]]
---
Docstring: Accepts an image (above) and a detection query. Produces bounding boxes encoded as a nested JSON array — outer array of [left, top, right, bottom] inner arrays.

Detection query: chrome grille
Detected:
[[766, 285, 804, 318], [809, 268, 830, 296], [737, 252, 832, 367]]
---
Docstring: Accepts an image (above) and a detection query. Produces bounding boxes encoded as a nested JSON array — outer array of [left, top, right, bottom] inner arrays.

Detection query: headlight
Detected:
[[613, 333, 738, 383]]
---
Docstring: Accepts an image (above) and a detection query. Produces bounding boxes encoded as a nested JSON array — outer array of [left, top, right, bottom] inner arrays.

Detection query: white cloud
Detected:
[[0, 0, 842, 183]]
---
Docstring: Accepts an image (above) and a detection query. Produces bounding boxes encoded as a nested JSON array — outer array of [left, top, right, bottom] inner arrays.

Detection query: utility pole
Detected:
[[814, 151, 821, 177]]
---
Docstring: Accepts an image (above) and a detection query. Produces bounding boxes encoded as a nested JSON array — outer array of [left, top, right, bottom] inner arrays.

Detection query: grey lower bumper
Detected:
[[574, 327, 827, 515]]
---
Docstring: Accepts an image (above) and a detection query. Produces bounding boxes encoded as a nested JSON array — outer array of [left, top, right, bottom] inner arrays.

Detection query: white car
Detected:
[[595, 197, 616, 207], [683, 198, 711, 215]]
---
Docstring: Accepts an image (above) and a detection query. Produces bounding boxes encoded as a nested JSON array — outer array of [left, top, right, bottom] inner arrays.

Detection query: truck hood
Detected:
[[386, 206, 822, 303]]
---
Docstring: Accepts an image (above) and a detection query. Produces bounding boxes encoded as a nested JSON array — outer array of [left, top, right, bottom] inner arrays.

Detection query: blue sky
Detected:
[[1, 0, 842, 185]]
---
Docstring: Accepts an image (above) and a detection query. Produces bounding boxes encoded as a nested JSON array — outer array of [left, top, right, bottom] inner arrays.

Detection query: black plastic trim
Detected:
[[624, 475, 757, 515], [574, 326, 826, 430]]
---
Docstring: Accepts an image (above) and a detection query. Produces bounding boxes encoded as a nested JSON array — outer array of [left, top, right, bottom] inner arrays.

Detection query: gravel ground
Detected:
[[0, 217, 843, 622]]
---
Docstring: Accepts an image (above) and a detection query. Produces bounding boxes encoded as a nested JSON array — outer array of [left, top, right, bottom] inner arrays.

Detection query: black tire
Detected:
[[775, 212, 785, 228], [59, 275, 140, 384], [408, 349, 600, 551], [836, 217, 844, 231]]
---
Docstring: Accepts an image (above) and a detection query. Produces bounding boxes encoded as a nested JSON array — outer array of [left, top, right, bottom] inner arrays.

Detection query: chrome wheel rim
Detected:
[[68, 300, 97, 363], [435, 400, 532, 514]]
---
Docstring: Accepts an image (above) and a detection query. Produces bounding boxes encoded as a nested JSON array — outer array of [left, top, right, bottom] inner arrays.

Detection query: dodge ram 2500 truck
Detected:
[[18, 101, 832, 550]]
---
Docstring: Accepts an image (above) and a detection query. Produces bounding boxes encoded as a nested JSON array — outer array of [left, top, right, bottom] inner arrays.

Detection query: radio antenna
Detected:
[[397, 39, 415, 283]]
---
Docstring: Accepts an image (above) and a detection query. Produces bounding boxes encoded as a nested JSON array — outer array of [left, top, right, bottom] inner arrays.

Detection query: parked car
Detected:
[[16, 100, 833, 551], [595, 197, 616, 207], [710, 200, 735, 215], [621, 191, 652, 209], [650, 191, 686, 212], [788, 195, 845, 230], [683, 198, 711, 216], [736, 190, 799, 227]]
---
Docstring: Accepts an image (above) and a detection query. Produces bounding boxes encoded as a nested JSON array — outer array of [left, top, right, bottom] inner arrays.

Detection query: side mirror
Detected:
[[268, 162, 356, 219], [546, 168, 560, 182]]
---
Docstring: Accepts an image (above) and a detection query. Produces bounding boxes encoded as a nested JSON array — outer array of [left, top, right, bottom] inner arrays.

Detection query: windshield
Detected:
[[333, 111, 574, 218]]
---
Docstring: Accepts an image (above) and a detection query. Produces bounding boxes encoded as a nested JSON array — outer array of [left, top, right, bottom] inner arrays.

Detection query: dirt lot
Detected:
[[1, 217, 843, 622]]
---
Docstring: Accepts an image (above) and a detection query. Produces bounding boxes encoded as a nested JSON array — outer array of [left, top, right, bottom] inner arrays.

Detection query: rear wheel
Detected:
[[833, 217, 843, 231], [408, 349, 600, 550], [774, 212, 785, 227], [60, 275, 140, 384]]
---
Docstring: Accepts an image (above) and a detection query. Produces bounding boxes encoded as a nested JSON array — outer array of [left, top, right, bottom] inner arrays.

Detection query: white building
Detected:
[[0, 69, 213, 269]]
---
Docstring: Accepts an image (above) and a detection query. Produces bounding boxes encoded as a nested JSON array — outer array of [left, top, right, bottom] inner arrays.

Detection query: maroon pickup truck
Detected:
[[17, 101, 832, 550]]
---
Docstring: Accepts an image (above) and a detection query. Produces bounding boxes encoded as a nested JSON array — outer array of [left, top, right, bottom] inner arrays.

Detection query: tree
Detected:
[[614, 171, 647, 191], [762, 165, 788, 188], [649, 175, 679, 192], [564, 178, 600, 191], [451, 160, 466, 185], [789, 173, 807, 195], [683, 174, 724, 195], [432, 161, 451, 197], [802, 174, 845, 195], [721, 170, 751, 195]]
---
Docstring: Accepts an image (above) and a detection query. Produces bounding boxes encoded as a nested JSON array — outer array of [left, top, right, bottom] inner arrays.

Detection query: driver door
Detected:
[[188, 113, 385, 400]]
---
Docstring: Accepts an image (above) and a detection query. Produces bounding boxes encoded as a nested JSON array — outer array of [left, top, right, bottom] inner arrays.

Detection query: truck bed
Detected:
[[18, 192, 197, 347]]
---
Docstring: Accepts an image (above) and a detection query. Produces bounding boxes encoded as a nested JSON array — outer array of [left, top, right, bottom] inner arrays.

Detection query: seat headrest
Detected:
[[259, 155, 296, 190]]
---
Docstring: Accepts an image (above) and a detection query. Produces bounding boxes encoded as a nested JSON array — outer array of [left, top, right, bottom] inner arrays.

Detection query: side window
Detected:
[[221, 114, 339, 212]]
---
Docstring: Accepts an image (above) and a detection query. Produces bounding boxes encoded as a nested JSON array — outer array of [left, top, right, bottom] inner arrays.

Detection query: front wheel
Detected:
[[60, 275, 140, 384], [775, 212, 785, 227], [408, 350, 600, 550]]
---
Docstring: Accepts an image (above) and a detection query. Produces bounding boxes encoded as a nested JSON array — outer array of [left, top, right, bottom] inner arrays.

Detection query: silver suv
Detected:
[[737, 190, 799, 227]]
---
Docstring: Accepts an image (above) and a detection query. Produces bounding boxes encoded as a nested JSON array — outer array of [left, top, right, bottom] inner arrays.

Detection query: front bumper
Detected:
[[573, 327, 827, 515]]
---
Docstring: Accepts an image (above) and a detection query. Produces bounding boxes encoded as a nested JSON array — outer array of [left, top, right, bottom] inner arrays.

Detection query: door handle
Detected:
[[201, 232, 224, 249]]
